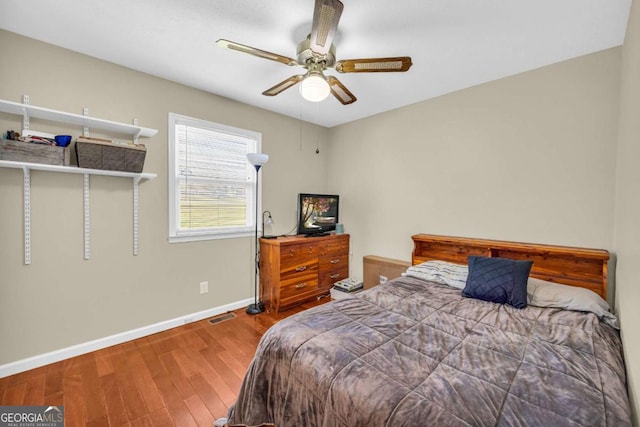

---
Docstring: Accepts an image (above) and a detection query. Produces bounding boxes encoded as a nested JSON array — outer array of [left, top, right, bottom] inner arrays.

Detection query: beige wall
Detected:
[[0, 30, 329, 364], [615, 0, 640, 422], [327, 48, 621, 283]]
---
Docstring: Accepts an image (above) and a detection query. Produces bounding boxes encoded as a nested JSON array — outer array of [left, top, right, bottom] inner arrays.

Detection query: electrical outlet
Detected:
[[199, 281, 209, 294], [379, 275, 388, 284]]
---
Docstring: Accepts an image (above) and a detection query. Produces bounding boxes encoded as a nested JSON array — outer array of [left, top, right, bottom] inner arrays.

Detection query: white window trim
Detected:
[[168, 113, 263, 243]]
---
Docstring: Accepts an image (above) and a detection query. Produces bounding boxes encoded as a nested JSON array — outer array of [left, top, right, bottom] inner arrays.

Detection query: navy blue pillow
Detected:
[[462, 256, 533, 309]]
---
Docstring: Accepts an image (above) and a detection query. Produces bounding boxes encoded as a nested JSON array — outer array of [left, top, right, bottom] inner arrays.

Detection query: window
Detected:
[[168, 113, 262, 242]]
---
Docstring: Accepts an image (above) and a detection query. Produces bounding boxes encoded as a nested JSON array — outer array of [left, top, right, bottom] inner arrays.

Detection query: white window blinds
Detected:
[[169, 113, 262, 242]]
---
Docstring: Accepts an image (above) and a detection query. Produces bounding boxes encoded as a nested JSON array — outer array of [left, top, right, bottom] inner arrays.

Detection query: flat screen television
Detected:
[[297, 193, 340, 236]]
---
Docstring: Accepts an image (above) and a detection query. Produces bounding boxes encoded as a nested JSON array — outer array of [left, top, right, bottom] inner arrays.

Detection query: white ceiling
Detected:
[[0, 0, 631, 128]]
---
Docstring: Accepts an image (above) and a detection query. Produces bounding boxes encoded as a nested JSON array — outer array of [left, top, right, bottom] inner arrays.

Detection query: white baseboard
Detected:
[[0, 298, 253, 379]]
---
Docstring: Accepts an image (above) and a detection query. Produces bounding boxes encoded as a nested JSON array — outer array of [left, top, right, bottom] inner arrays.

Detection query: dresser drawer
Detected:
[[319, 254, 348, 270], [319, 236, 349, 256], [280, 260, 318, 282], [280, 277, 319, 300], [319, 266, 349, 288], [280, 243, 318, 267]]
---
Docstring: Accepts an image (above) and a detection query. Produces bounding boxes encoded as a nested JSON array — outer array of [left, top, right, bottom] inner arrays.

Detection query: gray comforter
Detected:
[[228, 277, 631, 426]]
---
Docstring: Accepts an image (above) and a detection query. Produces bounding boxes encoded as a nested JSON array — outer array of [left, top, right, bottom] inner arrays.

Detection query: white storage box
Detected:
[[330, 286, 363, 300]]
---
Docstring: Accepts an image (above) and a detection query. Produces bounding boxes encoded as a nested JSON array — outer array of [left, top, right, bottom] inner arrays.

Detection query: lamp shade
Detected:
[[299, 74, 330, 102], [247, 153, 269, 166], [264, 211, 273, 226]]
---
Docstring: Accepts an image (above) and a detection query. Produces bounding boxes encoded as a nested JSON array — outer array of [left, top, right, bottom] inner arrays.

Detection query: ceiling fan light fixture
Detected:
[[299, 73, 330, 102], [218, 0, 411, 106]]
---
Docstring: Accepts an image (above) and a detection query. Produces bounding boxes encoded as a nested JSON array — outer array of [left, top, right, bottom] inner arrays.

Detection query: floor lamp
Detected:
[[246, 152, 269, 315]]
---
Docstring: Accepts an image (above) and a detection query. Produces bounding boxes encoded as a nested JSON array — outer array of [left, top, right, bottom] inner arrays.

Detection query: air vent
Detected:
[[208, 312, 236, 325]]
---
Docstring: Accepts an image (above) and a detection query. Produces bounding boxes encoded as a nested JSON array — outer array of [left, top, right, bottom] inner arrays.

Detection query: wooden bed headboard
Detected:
[[411, 234, 610, 299]]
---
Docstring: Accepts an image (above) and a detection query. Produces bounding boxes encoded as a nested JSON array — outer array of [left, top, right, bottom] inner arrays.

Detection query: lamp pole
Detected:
[[246, 153, 268, 315]]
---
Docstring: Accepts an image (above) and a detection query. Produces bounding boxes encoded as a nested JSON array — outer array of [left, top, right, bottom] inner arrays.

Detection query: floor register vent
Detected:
[[208, 312, 236, 325]]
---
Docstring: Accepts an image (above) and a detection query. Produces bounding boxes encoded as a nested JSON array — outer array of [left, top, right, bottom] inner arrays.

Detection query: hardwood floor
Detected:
[[0, 299, 327, 426]]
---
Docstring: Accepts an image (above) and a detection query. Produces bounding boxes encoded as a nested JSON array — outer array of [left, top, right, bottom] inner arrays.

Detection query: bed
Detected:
[[224, 234, 631, 426]]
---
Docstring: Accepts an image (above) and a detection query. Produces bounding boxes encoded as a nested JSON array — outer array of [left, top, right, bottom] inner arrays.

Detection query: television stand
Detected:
[[305, 232, 330, 237], [259, 234, 350, 312]]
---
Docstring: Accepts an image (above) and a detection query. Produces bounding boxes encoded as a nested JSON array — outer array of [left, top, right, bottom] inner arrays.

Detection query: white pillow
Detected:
[[527, 277, 618, 328], [403, 260, 468, 290]]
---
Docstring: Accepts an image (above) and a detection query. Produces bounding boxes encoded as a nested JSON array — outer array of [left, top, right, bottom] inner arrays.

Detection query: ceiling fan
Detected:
[[216, 0, 412, 105]]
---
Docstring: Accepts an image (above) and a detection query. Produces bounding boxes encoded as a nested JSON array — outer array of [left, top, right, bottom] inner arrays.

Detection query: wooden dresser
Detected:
[[260, 234, 350, 313]]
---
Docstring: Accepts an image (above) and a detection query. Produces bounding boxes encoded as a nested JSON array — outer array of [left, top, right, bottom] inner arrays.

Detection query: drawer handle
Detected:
[[330, 273, 341, 279], [296, 282, 307, 289], [295, 266, 307, 272], [330, 258, 340, 264]]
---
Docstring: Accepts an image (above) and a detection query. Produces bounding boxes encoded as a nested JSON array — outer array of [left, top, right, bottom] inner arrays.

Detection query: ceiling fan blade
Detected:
[[335, 57, 413, 73], [327, 76, 356, 105], [309, 0, 343, 55], [216, 39, 298, 66], [262, 75, 305, 96]]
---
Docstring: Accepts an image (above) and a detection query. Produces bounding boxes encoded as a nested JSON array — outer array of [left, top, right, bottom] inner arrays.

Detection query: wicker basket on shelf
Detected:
[[76, 136, 146, 173]]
